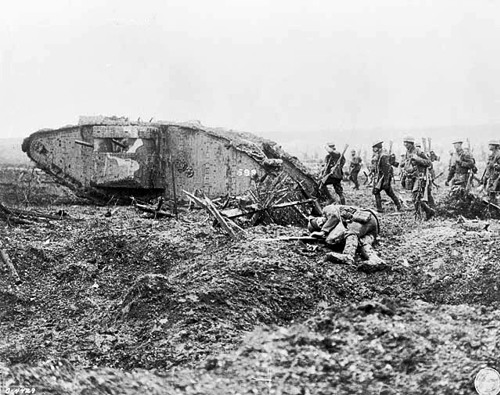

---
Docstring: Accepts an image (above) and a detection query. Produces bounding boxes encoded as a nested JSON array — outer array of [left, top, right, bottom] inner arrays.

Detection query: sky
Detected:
[[1, 0, 500, 142]]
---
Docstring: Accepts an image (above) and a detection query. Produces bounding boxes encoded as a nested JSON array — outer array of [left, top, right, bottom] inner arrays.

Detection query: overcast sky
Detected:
[[1, 0, 500, 139]]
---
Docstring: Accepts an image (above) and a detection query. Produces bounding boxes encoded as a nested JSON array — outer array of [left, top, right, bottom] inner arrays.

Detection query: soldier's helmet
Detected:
[[351, 149, 356, 154], [327, 142, 336, 147], [452, 139, 463, 144], [488, 139, 500, 146], [403, 136, 415, 143], [372, 140, 383, 148]]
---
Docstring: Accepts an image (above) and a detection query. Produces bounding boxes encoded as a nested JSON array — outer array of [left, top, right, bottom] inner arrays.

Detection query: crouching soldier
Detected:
[[308, 204, 386, 273]]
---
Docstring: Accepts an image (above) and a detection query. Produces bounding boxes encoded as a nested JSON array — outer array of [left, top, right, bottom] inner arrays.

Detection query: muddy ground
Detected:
[[1, 183, 499, 394]]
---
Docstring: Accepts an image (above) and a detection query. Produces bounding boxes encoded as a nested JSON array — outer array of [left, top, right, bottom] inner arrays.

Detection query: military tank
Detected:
[[22, 116, 319, 201]]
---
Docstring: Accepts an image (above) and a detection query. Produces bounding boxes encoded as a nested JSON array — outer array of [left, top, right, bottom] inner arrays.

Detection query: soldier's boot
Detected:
[[421, 201, 435, 220], [353, 177, 360, 190], [389, 195, 402, 212], [358, 235, 388, 273], [374, 194, 384, 213], [324, 235, 358, 266], [386, 187, 402, 211]]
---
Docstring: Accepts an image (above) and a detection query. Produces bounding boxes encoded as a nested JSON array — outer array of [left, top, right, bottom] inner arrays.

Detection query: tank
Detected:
[[22, 116, 319, 201]]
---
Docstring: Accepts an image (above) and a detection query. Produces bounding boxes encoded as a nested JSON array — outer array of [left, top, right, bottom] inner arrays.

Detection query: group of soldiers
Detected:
[[308, 137, 500, 271], [319, 138, 500, 218]]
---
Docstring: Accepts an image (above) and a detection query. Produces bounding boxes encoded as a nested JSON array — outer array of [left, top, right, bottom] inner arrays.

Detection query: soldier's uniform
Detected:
[[371, 141, 401, 212], [446, 140, 476, 188], [402, 136, 435, 220], [320, 143, 346, 204], [348, 151, 362, 190], [484, 140, 500, 203], [308, 204, 385, 272]]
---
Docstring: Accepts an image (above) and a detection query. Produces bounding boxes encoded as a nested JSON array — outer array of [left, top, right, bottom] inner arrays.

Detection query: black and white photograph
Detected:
[[1, 1, 500, 394]]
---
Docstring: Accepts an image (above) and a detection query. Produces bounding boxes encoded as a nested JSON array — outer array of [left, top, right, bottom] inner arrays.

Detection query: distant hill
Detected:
[[0, 138, 30, 166]]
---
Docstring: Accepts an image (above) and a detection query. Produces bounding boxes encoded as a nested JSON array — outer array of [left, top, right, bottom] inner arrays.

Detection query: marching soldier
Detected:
[[483, 140, 500, 204], [348, 150, 362, 190], [320, 142, 346, 204], [445, 139, 477, 189], [371, 141, 401, 212], [402, 136, 435, 220]]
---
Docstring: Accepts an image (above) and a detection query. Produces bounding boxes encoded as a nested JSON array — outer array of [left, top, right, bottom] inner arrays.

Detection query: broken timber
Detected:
[[255, 236, 323, 242], [221, 198, 315, 219], [0, 249, 22, 284], [183, 191, 244, 238]]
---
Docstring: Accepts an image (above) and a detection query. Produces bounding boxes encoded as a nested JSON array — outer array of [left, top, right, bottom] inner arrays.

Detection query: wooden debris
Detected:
[[255, 236, 323, 242], [0, 249, 22, 284], [221, 199, 315, 219], [183, 191, 244, 238], [0, 202, 52, 225], [132, 200, 174, 218]]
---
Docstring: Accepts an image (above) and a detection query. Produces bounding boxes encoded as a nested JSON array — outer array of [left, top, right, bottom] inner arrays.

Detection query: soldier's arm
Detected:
[[413, 151, 431, 167], [379, 154, 392, 178], [457, 153, 475, 169], [447, 163, 456, 182], [494, 154, 500, 171]]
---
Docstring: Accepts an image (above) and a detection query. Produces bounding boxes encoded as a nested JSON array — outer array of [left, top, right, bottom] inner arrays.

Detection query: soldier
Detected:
[[371, 141, 401, 212], [348, 150, 362, 190], [445, 139, 477, 189], [483, 140, 500, 204], [308, 203, 386, 272], [402, 136, 435, 220], [320, 142, 346, 204]]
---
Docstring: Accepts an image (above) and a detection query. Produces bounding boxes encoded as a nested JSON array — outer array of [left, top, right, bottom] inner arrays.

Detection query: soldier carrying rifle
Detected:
[[348, 150, 362, 190], [319, 142, 347, 204], [483, 140, 500, 204], [445, 139, 477, 190], [402, 136, 435, 220], [371, 141, 401, 213]]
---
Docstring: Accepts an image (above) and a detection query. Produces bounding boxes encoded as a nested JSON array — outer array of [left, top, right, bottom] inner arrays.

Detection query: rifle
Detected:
[[319, 144, 349, 187], [465, 172, 474, 193], [318, 153, 335, 190], [422, 138, 428, 153], [421, 168, 431, 202]]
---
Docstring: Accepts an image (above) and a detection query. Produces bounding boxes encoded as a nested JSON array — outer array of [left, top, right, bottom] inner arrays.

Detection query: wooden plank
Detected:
[[0, 249, 22, 284]]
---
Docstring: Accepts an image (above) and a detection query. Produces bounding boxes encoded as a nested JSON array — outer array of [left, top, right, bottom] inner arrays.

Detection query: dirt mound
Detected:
[[436, 189, 500, 219], [5, 299, 498, 394], [0, 205, 376, 370]]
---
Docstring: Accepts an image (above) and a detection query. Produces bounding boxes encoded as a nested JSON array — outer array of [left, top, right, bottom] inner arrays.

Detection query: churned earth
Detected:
[[0, 184, 499, 394]]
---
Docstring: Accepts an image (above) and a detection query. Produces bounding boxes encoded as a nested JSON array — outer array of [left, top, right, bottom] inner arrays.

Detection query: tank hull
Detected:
[[22, 118, 318, 201]]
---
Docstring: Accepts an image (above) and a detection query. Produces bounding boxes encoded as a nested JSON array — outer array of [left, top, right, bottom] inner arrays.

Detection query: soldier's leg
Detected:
[[489, 178, 500, 204], [384, 184, 402, 211], [372, 188, 384, 212], [358, 234, 387, 273], [332, 179, 346, 205], [428, 191, 436, 208], [321, 180, 336, 203], [325, 234, 358, 265], [352, 170, 360, 190]]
